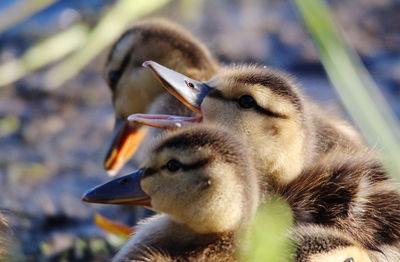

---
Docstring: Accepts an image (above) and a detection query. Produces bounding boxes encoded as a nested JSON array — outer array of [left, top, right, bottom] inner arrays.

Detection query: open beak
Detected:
[[128, 113, 202, 130], [82, 169, 151, 207], [104, 118, 148, 176], [143, 61, 213, 114]]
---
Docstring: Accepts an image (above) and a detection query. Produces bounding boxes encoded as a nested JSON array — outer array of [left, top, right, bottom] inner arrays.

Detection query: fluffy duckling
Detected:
[[103, 18, 219, 175], [130, 62, 365, 188], [131, 63, 400, 254], [278, 148, 400, 253], [83, 126, 259, 261], [291, 224, 372, 262]]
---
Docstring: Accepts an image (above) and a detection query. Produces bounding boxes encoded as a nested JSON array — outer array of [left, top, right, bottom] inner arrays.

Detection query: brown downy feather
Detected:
[[276, 149, 400, 252], [126, 231, 237, 262], [0, 211, 12, 260], [291, 224, 373, 262], [308, 102, 365, 155]]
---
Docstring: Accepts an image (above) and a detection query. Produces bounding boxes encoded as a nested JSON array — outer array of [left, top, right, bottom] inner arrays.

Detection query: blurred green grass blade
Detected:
[[0, 0, 58, 34], [44, 0, 171, 88], [294, 0, 400, 177], [0, 23, 89, 87], [241, 197, 294, 262]]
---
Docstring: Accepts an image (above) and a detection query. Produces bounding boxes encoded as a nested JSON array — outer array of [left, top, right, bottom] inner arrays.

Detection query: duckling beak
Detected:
[[82, 169, 151, 207], [104, 118, 148, 176], [143, 61, 213, 114], [128, 113, 202, 130], [94, 214, 134, 238]]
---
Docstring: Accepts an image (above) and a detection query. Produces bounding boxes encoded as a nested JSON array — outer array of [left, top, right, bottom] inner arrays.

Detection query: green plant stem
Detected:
[[0, 23, 89, 88], [0, 0, 58, 34], [294, 0, 400, 178]]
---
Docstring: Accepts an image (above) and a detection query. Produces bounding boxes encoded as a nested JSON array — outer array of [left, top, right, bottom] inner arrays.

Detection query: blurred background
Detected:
[[0, 0, 399, 261]]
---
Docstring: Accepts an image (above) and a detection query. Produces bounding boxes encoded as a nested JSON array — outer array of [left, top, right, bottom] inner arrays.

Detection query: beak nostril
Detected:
[[185, 80, 195, 89], [120, 178, 129, 185]]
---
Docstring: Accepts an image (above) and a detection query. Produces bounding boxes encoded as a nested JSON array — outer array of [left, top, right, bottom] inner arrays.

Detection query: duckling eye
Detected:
[[108, 70, 121, 88], [165, 159, 182, 172], [238, 95, 256, 109], [344, 258, 354, 262]]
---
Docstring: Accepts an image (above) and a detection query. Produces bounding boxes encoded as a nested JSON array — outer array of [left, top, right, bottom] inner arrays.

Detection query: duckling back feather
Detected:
[[277, 149, 400, 250]]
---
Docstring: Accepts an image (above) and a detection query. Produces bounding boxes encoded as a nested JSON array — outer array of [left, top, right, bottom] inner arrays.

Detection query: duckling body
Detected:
[[293, 224, 400, 262], [113, 215, 237, 262], [279, 148, 400, 252], [103, 18, 218, 174], [292, 224, 372, 262], [83, 126, 259, 262]]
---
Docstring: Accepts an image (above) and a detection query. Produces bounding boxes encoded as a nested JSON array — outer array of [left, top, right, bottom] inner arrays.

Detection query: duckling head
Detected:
[[131, 62, 312, 186], [103, 18, 218, 175], [84, 126, 259, 234]]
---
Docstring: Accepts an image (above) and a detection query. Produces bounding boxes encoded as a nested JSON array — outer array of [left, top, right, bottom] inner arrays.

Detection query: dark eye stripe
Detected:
[[182, 158, 210, 171], [207, 90, 287, 118], [207, 89, 225, 100], [142, 168, 157, 178], [109, 53, 131, 90], [253, 105, 287, 118], [161, 158, 210, 171]]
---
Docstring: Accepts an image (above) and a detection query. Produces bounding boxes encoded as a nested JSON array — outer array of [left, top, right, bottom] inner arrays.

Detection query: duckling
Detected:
[[83, 125, 260, 261], [291, 224, 372, 262], [130, 62, 365, 188], [278, 148, 400, 253], [130, 63, 400, 252], [103, 18, 219, 175]]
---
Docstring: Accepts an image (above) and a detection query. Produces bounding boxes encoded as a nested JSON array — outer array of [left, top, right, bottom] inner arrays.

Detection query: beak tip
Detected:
[[142, 61, 152, 68], [103, 150, 118, 175], [82, 188, 99, 203], [81, 195, 90, 203], [106, 169, 119, 177], [127, 115, 136, 121]]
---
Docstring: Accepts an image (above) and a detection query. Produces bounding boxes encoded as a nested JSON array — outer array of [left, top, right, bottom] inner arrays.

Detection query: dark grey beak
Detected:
[[82, 169, 151, 207]]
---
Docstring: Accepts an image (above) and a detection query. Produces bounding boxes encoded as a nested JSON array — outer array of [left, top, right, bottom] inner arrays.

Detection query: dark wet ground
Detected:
[[0, 0, 399, 261]]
